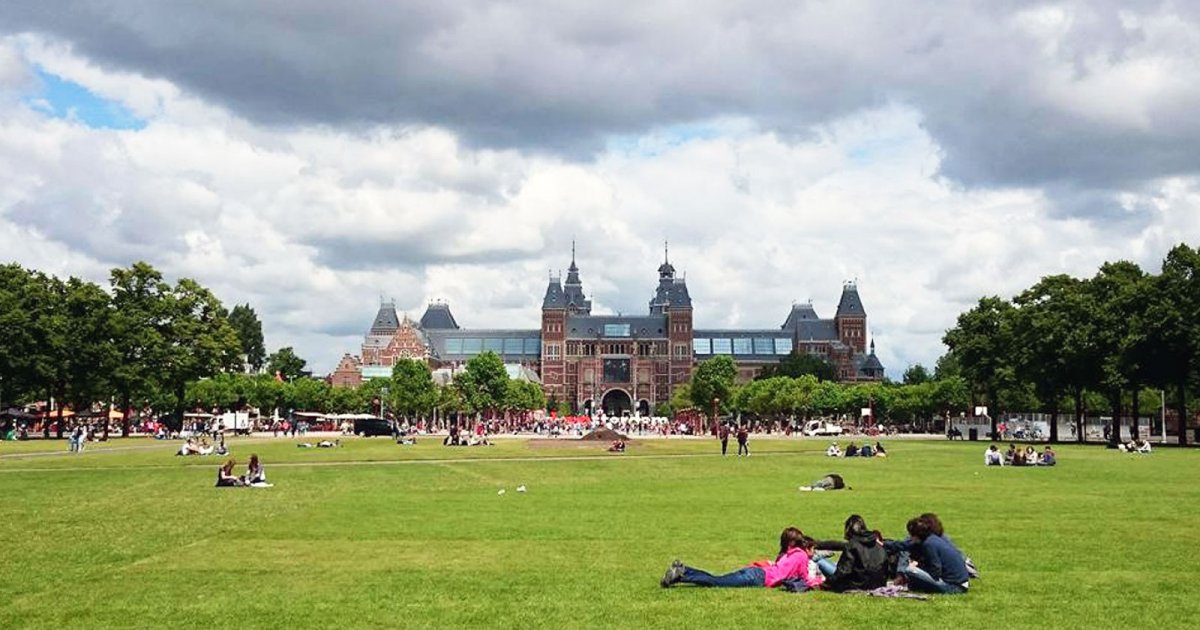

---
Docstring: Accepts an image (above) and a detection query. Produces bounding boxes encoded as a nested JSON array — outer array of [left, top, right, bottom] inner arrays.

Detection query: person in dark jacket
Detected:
[[813, 514, 889, 592], [885, 517, 970, 594]]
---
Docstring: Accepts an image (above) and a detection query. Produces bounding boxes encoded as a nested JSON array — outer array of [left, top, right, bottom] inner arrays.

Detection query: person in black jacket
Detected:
[[812, 514, 889, 592]]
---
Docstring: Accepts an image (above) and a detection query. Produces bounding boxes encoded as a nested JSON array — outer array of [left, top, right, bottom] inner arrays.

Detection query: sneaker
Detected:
[[661, 560, 685, 588], [798, 486, 812, 492]]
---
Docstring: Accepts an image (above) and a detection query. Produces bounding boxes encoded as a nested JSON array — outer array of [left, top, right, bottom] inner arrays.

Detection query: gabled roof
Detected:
[[369, 301, 401, 335], [836, 283, 866, 317], [649, 279, 692, 312], [419, 303, 460, 330]]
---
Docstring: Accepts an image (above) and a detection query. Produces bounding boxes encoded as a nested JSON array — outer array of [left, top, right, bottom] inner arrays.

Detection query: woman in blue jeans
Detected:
[[661, 528, 824, 590]]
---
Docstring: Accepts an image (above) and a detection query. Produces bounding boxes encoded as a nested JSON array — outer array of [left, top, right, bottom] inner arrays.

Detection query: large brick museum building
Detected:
[[329, 249, 885, 415]]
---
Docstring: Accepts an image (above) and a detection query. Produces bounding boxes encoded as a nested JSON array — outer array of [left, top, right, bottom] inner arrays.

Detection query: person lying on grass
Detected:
[[798, 473, 848, 491], [811, 514, 889, 592], [883, 515, 971, 594], [660, 527, 824, 590]]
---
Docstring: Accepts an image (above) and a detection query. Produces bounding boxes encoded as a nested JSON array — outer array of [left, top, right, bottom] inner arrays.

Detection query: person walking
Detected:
[[719, 423, 730, 456], [736, 425, 749, 457]]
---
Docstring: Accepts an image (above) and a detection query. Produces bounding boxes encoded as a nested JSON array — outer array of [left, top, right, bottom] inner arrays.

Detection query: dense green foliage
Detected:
[[2, 438, 1196, 628], [943, 244, 1200, 444]]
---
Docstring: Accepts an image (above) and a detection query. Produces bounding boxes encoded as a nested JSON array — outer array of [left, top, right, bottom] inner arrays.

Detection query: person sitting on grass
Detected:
[[812, 515, 889, 592], [798, 473, 847, 492], [873, 441, 887, 457], [1024, 445, 1039, 465], [215, 459, 243, 487], [1135, 439, 1152, 454], [884, 516, 971, 594], [1038, 446, 1056, 466], [826, 442, 841, 457], [984, 444, 1004, 466], [859, 443, 874, 457], [660, 527, 824, 590], [1004, 443, 1017, 466], [245, 454, 271, 487], [608, 439, 626, 453], [844, 442, 859, 457]]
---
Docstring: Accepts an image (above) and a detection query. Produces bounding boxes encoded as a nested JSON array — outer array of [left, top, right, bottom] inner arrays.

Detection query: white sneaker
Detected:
[[798, 486, 812, 492]]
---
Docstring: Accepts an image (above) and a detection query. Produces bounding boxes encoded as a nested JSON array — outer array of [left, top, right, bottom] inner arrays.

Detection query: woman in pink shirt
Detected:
[[661, 527, 824, 589]]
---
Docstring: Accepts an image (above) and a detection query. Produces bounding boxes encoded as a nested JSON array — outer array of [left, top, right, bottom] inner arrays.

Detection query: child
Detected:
[[661, 527, 823, 590]]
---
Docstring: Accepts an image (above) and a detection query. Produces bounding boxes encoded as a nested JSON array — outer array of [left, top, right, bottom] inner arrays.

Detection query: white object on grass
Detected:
[[517, 485, 527, 493], [497, 488, 506, 495]]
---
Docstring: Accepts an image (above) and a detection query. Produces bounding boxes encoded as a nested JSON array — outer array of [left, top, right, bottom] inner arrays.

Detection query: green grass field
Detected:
[[2, 436, 1197, 629]]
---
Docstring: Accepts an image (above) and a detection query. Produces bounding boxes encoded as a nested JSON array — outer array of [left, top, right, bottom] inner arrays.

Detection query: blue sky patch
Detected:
[[24, 68, 146, 130]]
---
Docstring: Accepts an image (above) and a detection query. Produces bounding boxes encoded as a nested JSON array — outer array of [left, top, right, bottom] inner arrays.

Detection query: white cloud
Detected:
[[1, 33, 1200, 378]]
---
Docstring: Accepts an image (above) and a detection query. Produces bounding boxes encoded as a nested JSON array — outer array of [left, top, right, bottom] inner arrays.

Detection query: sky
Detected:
[[2, 1, 1200, 376]]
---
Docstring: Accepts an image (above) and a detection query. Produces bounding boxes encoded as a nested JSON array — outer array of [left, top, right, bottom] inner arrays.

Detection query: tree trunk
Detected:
[[1109, 389, 1122, 448], [1074, 388, 1084, 444], [43, 385, 51, 438], [1130, 385, 1141, 441], [55, 385, 65, 440], [1177, 381, 1189, 447], [1049, 407, 1059, 444]]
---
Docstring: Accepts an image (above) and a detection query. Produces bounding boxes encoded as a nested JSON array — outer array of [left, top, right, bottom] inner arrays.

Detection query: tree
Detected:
[[933, 352, 961, 380], [267, 347, 309, 382], [160, 278, 243, 428], [1089, 261, 1150, 445], [902, 364, 932, 385], [943, 297, 1017, 439], [1144, 244, 1200, 446], [287, 377, 330, 412], [228, 304, 266, 371], [456, 352, 509, 418], [391, 358, 437, 421], [62, 277, 119, 436], [758, 352, 837, 382], [1012, 275, 1081, 443], [690, 355, 737, 427], [110, 262, 171, 436]]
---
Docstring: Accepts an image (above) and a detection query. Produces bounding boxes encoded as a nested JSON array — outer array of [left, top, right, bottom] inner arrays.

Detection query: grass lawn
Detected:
[[2, 436, 1197, 629]]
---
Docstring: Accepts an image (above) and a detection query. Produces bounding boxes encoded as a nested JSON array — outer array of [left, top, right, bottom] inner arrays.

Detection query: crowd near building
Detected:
[[330, 246, 885, 415]]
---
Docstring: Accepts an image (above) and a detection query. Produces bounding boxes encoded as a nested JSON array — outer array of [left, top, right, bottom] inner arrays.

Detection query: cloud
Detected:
[[3, 1, 1200, 202], [1, 11, 1200, 378]]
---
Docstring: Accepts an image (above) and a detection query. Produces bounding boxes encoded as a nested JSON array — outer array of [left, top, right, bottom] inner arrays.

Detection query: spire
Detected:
[[657, 240, 676, 280], [563, 242, 590, 313], [569, 239, 577, 271]]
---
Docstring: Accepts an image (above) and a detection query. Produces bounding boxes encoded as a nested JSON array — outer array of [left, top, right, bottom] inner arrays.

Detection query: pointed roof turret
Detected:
[[835, 281, 866, 317], [369, 300, 401, 335], [542, 272, 566, 309], [860, 339, 884, 377], [657, 240, 675, 279], [562, 241, 591, 313]]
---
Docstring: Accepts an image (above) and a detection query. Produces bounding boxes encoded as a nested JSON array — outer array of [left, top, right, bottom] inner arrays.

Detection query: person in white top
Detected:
[[826, 443, 842, 457], [984, 444, 1004, 466]]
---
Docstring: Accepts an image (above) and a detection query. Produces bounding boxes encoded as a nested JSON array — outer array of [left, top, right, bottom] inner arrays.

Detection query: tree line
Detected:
[[184, 354, 546, 424], [942, 243, 1200, 445], [680, 354, 971, 427], [0, 261, 305, 437]]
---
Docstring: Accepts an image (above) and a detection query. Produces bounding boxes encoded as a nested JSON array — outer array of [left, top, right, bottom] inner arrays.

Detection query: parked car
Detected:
[[354, 417, 393, 437], [803, 420, 843, 437]]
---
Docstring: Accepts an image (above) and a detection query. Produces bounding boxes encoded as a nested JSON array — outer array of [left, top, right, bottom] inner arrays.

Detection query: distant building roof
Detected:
[[419, 302, 460, 330], [836, 282, 866, 317], [369, 301, 401, 335], [782, 302, 821, 328], [542, 277, 565, 309], [566, 314, 668, 339]]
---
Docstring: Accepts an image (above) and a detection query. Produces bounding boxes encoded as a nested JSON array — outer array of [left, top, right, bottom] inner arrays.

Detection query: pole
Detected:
[[1161, 389, 1167, 444]]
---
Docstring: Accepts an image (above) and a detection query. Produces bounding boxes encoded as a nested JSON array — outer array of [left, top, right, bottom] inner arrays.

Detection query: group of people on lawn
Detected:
[[826, 441, 886, 458], [215, 454, 270, 487], [984, 443, 1056, 466], [662, 513, 974, 595]]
